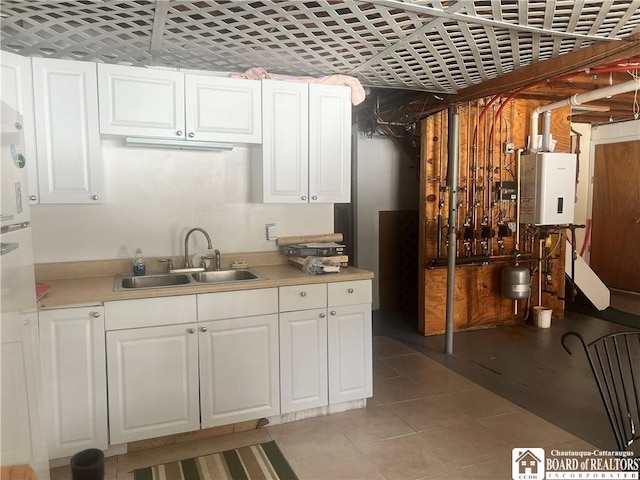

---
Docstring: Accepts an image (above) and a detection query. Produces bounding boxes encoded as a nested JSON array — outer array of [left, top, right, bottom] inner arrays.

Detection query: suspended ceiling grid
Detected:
[[1, 0, 640, 95]]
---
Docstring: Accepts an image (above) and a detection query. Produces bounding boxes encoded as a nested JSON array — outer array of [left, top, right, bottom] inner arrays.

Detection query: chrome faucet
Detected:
[[213, 249, 221, 271], [198, 249, 221, 271], [184, 227, 213, 268]]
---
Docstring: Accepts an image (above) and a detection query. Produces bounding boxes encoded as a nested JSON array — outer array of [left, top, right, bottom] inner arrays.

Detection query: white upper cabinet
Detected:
[[185, 75, 261, 143], [252, 79, 351, 203], [308, 83, 351, 203], [253, 80, 309, 203], [32, 58, 103, 204], [97, 64, 185, 138], [97, 64, 261, 143], [1, 52, 39, 204]]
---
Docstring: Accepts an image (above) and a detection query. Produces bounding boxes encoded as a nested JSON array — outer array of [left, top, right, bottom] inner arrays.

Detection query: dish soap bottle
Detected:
[[133, 248, 146, 276]]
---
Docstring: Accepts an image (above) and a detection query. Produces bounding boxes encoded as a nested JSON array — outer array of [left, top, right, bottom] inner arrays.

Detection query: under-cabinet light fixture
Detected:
[[125, 137, 234, 151]]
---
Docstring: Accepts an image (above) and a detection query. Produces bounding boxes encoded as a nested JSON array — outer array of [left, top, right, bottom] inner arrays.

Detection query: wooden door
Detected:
[[591, 140, 640, 292]]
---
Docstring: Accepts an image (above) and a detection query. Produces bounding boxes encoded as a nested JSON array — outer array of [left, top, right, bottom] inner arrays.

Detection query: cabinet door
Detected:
[[39, 306, 107, 458], [328, 303, 372, 404], [199, 315, 280, 427], [106, 323, 199, 444], [0, 313, 49, 476], [258, 80, 308, 203], [32, 58, 103, 204], [280, 309, 328, 413], [309, 84, 352, 203], [185, 75, 261, 143], [97, 63, 185, 138], [0, 51, 39, 204]]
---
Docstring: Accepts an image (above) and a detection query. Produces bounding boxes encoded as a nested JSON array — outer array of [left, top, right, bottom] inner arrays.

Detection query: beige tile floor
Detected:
[[51, 336, 594, 480]]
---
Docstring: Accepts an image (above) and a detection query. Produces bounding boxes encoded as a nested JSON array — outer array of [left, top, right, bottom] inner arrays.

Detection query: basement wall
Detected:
[[355, 132, 419, 310], [31, 139, 333, 263]]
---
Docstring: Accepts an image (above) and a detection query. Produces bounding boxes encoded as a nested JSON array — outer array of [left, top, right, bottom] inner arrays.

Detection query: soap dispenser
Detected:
[[133, 248, 146, 276]]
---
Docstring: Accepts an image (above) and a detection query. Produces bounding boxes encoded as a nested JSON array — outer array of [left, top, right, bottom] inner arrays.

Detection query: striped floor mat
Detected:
[[133, 441, 298, 480]]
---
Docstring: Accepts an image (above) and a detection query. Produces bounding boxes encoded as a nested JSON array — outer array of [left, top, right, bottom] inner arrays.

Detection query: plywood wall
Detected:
[[418, 98, 571, 335]]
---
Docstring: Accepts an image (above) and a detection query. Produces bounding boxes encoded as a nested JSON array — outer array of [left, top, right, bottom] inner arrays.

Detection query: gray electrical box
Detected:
[[519, 152, 576, 225]]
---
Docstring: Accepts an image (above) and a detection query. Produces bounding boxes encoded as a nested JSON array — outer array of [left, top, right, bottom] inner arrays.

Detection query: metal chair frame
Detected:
[[562, 330, 640, 451]]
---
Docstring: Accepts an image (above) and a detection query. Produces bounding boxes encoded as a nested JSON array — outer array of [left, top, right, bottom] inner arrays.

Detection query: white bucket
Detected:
[[532, 306, 552, 328]]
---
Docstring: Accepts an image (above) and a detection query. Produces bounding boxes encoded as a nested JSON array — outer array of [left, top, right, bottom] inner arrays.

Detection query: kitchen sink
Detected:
[[113, 269, 266, 291], [191, 269, 265, 283], [114, 273, 193, 291]]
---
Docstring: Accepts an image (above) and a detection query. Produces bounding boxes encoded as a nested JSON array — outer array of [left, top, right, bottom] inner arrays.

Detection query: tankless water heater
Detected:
[[519, 152, 576, 225]]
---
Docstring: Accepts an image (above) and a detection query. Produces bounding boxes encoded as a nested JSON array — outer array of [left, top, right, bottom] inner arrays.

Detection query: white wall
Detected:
[[356, 132, 418, 309], [31, 139, 333, 263]]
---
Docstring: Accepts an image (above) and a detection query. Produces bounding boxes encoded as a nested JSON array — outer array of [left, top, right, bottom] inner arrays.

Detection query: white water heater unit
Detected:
[[520, 152, 576, 225]]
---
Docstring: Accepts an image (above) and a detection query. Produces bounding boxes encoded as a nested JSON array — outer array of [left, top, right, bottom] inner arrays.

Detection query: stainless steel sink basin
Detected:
[[191, 269, 265, 283], [114, 273, 193, 291], [113, 269, 266, 291]]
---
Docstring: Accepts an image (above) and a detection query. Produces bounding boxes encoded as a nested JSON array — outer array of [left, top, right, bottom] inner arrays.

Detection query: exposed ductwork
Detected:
[[530, 77, 640, 152]]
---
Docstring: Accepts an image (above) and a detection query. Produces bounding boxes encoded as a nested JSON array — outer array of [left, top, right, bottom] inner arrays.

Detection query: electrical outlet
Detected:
[[504, 141, 515, 154], [266, 223, 277, 241]]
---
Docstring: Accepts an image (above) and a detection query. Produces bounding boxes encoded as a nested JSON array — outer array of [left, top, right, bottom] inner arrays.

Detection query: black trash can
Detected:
[[70, 448, 105, 480]]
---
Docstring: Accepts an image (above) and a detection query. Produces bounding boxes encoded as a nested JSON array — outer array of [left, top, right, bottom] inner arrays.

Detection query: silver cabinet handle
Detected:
[[176, 130, 183, 136], [330, 310, 336, 316], [301, 196, 307, 201], [29, 195, 37, 201], [188, 132, 195, 138], [312, 196, 317, 200], [91, 311, 100, 318], [91, 195, 99, 201], [200, 327, 208, 332], [319, 312, 326, 318], [300, 291, 307, 297], [187, 328, 195, 334], [348, 288, 354, 293]]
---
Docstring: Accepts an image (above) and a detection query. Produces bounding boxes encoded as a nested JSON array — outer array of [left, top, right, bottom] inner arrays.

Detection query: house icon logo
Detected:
[[512, 448, 545, 480]]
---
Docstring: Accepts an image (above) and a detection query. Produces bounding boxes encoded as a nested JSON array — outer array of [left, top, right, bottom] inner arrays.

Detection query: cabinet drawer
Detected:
[[279, 284, 327, 312], [197, 288, 278, 321], [327, 280, 372, 306], [104, 295, 196, 330]]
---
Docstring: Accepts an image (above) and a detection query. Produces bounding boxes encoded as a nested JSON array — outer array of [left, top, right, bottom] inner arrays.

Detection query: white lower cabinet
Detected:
[[197, 288, 280, 427], [104, 290, 279, 443], [199, 315, 280, 427], [100, 281, 370, 444], [327, 280, 373, 404], [278, 280, 372, 413], [279, 308, 328, 413], [106, 323, 200, 444], [39, 306, 108, 458], [327, 303, 373, 404], [2, 313, 48, 473]]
